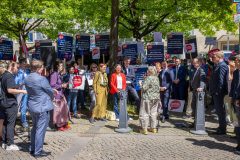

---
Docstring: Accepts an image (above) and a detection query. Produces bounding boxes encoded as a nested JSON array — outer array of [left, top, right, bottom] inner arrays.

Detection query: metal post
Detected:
[[115, 90, 132, 133], [190, 92, 208, 135]]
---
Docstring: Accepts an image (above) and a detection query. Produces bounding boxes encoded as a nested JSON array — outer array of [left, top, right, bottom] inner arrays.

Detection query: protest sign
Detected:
[[130, 65, 148, 91], [0, 38, 13, 60], [95, 34, 110, 55], [57, 32, 73, 61], [122, 42, 138, 64], [167, 33, 183, 55], [75, 34, 90, 56], [147, 42, 164, 64], [92, 47, 100, 59]]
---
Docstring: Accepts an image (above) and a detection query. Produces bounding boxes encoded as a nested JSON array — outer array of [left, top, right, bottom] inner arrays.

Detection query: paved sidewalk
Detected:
[[0, 114, 240, 160]]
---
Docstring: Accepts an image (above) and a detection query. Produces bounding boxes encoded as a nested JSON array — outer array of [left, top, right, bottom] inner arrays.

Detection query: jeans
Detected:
[[78, 90, 85, 109], [113, 93, 130, 119], [20, 94, 28, 126], [89, 89, 96, 111], [126, 85, 140, 112], [113, 93, 120, 119], [2, 106, 18, 145], [67, 91, 78, 115], [161, 92, 170, 118]]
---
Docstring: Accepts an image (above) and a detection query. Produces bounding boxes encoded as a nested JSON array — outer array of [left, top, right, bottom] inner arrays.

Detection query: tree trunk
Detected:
[[108, 0, 119, 70]]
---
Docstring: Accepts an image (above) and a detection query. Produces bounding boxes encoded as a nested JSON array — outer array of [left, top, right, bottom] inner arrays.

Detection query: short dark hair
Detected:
[[124, 57, 131, 61], [18, 57, 27, 64]]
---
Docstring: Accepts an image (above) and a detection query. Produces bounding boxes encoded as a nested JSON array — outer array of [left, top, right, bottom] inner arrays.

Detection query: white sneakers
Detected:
[[1, 143, 6, 149], [2, 144, 21, 151]]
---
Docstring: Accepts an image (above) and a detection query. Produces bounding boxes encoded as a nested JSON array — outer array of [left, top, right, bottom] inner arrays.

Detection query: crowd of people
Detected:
[[0, 50, 240, 157]]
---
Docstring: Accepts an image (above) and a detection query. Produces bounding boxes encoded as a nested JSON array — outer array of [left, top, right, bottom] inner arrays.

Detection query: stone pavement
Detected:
[[0, 113, 240, 160]]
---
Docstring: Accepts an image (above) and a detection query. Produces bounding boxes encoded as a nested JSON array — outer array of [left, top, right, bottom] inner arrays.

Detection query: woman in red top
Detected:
[[110, 64, 127, 121]]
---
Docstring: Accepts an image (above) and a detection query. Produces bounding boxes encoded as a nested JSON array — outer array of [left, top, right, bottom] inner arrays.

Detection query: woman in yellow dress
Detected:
[[90, 63, 108, 124]]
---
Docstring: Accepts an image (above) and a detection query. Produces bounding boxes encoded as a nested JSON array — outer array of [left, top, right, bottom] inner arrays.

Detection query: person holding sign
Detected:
[[90, 64, 108, 124], [139, 66, 161, 135], [66, 66, 81, 119], [109, 64, 127, 121]]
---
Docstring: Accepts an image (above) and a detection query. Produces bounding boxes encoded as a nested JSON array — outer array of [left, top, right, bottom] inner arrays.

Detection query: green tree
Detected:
[[76, 0, 236, 41], [0, 0, 77, 54]]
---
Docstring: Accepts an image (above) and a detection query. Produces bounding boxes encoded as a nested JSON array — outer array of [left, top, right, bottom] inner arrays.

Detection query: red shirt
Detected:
[[109, 73, 126, 95]]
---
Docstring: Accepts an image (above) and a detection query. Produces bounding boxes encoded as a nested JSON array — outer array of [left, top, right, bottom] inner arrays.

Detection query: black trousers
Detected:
[[2, 106, 18, 145], [213, 94, 226, 132]]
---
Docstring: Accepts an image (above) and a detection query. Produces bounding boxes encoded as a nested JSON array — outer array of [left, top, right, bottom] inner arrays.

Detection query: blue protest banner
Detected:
[[0, 38, 13, 60], [147, 42, 164, 64], [75, 34, 90, 56], [95, 34, 110, 55], [167, 33, 183, 55], [131, 65, 148, 91], [57, 33, 73, 61], [122, 43, 138, 64]]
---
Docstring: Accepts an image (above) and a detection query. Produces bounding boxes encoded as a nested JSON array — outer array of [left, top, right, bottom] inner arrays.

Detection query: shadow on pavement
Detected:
[[186, 138, 235, 153]]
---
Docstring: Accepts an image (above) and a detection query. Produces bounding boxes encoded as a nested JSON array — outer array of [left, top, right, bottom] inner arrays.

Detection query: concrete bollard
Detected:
[[190, 92, 208, 135], [115, 90, 132, 133]]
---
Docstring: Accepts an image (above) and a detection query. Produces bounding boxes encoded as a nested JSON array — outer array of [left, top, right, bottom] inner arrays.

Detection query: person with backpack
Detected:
[[1, 62, 27, 151]]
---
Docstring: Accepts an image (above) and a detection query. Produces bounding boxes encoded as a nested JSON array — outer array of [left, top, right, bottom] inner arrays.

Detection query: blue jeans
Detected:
[[126, 85, 140, 111], [113, 93, 129, 119], [161, 92, 170, 118], [67, 92, 78, 115], [113, 93, 120, 119], [20, 94, 28, 126], [89, 89, 96, 111]]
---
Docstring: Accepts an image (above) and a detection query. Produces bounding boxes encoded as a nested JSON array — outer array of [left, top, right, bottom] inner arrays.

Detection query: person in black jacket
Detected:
[[229, 55, 240, 153], [209, 51, 229, 135], [159, 61, 174, 122]]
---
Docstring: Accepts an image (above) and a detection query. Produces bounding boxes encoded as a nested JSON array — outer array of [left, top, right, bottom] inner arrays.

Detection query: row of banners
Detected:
[[55, 32, 198, 64], [0, 32, 199, 63]]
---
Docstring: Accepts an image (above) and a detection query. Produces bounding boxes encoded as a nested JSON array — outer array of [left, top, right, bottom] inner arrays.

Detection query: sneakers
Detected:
[[6, 144, 21, 151], [128, 118, 133, 121], [73, 114, 81, 119], [148, 128, 158, 133], [140, 129, 148, 135], [1, 143, 6, 149]]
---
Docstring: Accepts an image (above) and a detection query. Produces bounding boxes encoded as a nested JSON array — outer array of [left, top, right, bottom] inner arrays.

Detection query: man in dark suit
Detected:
[[209, 51, 229, 134], [172, 58, 187, 100], [229, 55, 240, 153], [122, 57, 140, 115], [25, 60, 57, 157], [190, 58, 206, 124], [159, 61, 174, 122]]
